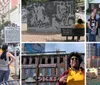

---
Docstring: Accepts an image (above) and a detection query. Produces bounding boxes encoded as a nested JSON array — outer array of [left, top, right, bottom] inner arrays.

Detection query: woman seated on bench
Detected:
[[72, 19, 84, 41]]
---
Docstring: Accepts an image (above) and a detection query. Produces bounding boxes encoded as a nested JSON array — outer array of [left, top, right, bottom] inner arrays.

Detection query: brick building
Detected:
[[22, 52, 84, 85]]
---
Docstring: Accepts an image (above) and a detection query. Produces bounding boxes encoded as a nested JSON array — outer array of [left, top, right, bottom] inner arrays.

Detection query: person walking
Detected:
[[0, 44, 16, 84]]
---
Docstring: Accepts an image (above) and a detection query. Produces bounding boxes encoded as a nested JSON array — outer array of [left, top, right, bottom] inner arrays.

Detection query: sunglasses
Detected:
[[71, 58, 78, 60]]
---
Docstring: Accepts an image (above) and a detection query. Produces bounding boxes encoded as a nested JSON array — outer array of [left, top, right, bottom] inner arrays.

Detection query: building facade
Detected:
[[87, 43, 100, 68], [22, 52, 84, 85]]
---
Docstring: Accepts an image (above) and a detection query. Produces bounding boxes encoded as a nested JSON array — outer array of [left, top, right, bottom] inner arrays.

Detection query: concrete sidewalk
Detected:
[[22, 31, 84, 42]]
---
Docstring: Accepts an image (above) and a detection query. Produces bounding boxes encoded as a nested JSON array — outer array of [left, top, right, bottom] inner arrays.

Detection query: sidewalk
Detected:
[[22, 31, 84, 42]]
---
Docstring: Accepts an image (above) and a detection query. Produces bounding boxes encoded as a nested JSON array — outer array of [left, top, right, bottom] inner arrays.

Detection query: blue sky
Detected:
[[45, 43, 85, 53]]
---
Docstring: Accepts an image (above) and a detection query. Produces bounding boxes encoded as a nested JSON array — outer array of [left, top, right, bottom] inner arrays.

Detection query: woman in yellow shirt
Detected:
[[57, 52, 84, 85]]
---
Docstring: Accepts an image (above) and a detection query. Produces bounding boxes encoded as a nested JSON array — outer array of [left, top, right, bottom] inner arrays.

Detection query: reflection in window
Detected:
[[46, 68, 51, 76], [24, 68, 29, 77], [60, 68, 64, 75], [30, 69, 35, 77]]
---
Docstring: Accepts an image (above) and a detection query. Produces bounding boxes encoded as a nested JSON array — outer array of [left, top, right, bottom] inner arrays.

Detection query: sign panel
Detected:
[[4, 26, 20, 43]]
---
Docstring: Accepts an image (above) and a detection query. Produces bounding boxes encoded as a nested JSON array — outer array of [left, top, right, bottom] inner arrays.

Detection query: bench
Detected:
[[61, 28, 84, 41]]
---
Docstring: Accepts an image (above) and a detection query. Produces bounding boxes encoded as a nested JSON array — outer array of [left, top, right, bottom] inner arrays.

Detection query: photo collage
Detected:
[[0, 0, 100, 85]]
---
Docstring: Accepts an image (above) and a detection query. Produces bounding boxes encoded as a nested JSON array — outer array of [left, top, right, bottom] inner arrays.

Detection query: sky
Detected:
[[45, 43, 85, 53]]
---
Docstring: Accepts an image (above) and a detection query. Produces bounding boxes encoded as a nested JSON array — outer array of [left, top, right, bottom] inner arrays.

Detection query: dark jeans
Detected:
[[88, 28, 96, 42], [0, 70, 10, 84]]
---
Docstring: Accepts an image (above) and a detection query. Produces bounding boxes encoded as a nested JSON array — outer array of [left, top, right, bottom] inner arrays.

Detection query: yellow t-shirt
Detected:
[[0, 49, 2, 52], [66, 68, 84, 85], [74, 24, 84, 28]]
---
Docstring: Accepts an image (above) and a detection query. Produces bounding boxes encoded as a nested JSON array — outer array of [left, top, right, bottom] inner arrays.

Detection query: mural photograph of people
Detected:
[[27, 1, 75, 32]]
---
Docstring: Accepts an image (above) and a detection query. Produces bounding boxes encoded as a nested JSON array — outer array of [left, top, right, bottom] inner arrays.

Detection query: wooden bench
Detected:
[[61, 28, 84, 41]]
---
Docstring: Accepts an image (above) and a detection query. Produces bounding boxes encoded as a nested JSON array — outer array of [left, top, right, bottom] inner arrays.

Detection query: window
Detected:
[[60, 57, 63, 63], [46, 68, 51, 76], [46, 83, 50, 85], [22, 84, 26, 85], [60, 68, 64, 75], [30, 69, 35, 77], [54, 57, 57, 63], [32, 58, 35, 64], [24, 68, 29, 77], [26, 58, 29, 64], [48, 58, 51, 64], [53, 68, 56, 76], [40, 68, 45, 76], [42, 58, 45, 64], [39, 83, 43, 85]]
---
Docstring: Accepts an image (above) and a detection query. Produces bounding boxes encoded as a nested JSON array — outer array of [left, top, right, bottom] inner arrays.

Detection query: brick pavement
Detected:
[[22, 31, 84, 42]]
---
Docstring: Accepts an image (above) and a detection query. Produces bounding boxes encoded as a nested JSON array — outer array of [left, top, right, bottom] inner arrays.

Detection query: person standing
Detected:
[[0, 44, 16, 84], [88, 12, 98, 41], [57, 52, 84, 85]]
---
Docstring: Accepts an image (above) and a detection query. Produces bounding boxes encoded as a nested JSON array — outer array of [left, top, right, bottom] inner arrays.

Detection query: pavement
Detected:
[[22, 31, 84, 42]]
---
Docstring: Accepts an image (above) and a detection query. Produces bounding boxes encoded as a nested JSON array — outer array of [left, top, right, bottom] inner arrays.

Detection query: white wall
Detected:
[[10, 6, 20, 26]]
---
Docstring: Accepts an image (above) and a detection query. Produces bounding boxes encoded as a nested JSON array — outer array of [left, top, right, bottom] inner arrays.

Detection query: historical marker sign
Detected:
[[4, 26, 20, 43]]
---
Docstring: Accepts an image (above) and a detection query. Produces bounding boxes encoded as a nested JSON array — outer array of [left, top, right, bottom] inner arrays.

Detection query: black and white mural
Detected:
[[24, 0, 75, 32]]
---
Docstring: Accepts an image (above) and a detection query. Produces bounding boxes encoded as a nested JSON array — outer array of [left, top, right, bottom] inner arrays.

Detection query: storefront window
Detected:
[[39, 83, 43, 85], [24, 68, 29, 77], [46, 68, 51, 76], [60, 68, 64, 75], [46, 83, 50, 85], [41, 68, 45, 76], [30, 68, 35, 77]]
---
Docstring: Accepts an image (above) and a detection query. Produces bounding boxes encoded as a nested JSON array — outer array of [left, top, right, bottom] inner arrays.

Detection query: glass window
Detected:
[[54, 57, 57, 63], [29, 84, 33, 85], [42, 58, 45, 64], [41, 68, 45, 76], [60, 57, 63, 63], [48, 58, 51, 64], [22, 84, 26, 85], [26, 58, 30, 64], [46, 83, 50, 85], [30, 69, 35, 77], [53, 68, 56, 76], [60, 68, 64, 75], [46, 68, 51, 76], [32, 58, 35, 64], [24, 68, 29, 76], [39, 83, 43, 85]]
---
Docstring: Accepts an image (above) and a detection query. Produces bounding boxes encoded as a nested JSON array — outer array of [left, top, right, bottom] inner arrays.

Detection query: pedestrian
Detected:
[[57, 52, 84, 85], [88, 12, 98, 41], [72, 19, 84, 41], [98, 14, 100, 37], [0, 44, 16, 84]]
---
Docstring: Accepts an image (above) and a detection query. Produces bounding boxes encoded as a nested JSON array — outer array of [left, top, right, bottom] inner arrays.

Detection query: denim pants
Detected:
[[88, 28, 96, 42], [0, 70, 10, 84]]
